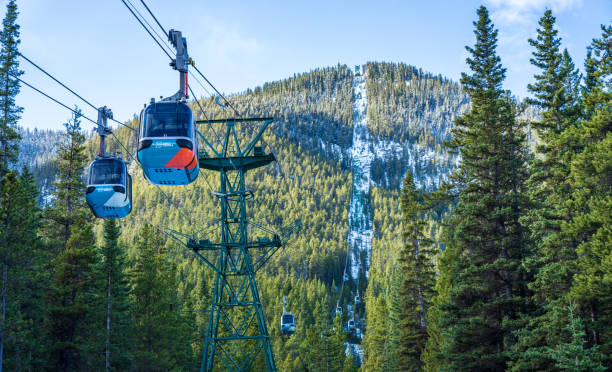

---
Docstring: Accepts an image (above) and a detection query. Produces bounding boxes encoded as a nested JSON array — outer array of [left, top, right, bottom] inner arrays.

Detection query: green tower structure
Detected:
[[167, 117, 300, 371]]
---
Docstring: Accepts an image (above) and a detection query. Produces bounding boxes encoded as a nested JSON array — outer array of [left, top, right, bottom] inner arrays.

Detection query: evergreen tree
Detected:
[[43, 113, 101, 370], [386, 270, 403, 371], [422, 229, 459, 372], [0, 0, 21, 175], [0, 168, 47, 371], [544, 304, 606, 372], [100, 219, 134, 371], [362, 296, 388, 371], [511, 11, 586, 372], [0, 2, 24, 368], [130, 223, 191, 371], [304, 296, 344, 372], [566, 24, 612, 369], [526, 9, 580, 132], [387, 171, 435, 371], [42, 110, 91, 252], [342, 354, 358, 372], [435, 6, 529, 371], [12, 168, 49, 370], [47, 219, 102, 370]]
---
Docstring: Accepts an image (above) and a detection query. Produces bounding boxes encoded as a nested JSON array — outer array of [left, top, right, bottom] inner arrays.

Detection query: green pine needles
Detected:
[[429, 6, 530, 371]]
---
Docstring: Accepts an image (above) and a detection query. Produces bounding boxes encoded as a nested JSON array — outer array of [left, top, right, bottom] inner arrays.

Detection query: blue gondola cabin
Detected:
[[86, 157, 132, 218], [280, 312, 296, 335], [137, 100, 198, 185], [348, 319, 356, 331]]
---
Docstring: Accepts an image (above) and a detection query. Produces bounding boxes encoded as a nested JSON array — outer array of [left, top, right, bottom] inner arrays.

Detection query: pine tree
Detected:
[[435, 6, 529, 371], [544, 304, 606, 372], [0, 2, 24, 368], [566, 24, 612, 369], [422, 230, 459, 372], [11, 168, 49, 371], [388, 171, 435, 371], [342, 354, 358, 372], [47, 219, 102, 370], [42, 110, 91, 253], [43, 113, 102, 370], [130, 223, 191, 371], [304, 296, 344, 372], [386, 269, 403, 371], [511, 11, 586, 372], [100, 219, 134, 371], [0, 168, 46, 371], [362, 296, 388, 371], [0, 0, 21, 175]]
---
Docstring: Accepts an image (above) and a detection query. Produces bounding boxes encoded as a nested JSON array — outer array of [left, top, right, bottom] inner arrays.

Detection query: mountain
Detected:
[[15, 127, 62, 203], [20, 62, 472, 367]]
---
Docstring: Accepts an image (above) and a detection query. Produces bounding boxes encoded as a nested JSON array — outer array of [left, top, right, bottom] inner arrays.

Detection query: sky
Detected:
[[7, 0, 611, 130]]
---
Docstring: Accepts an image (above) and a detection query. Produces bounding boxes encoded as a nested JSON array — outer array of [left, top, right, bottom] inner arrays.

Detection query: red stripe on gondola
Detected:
[[165, 148, 196, 169]]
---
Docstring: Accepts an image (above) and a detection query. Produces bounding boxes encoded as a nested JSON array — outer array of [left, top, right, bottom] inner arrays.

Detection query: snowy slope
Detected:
[[348, 70, 373, 281], [345, 66, 372, 362]]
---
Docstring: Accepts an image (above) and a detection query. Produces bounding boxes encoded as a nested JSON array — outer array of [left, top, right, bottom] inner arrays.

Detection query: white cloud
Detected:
[[486, 0, 583, 25]]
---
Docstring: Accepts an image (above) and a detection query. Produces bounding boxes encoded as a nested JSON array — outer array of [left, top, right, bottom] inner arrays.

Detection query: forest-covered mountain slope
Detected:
[[21, 62, 471, 368], [15, 127, 61, 203]]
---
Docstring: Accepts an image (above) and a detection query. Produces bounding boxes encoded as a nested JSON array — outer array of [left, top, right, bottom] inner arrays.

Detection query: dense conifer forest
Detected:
[[1, 1, 610, 371]]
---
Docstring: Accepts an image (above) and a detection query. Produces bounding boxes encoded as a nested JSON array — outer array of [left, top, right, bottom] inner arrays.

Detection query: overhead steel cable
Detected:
[[140, 0, 169, 38], [187, 85, 209, 121], [120, 0, 227, 209], [120, 0, 173, 60], [189, 71, 215, 98], [191, 64, 242, 117], [18, 52, 136, 131], [14, 74, 97, 125], [18, 53, 97, 112], [125, 0, 174, 55], [132, 0, 241, 118]]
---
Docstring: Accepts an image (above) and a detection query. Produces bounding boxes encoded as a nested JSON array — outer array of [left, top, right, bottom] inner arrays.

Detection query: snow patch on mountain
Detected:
[[348, 70, 373, 281]]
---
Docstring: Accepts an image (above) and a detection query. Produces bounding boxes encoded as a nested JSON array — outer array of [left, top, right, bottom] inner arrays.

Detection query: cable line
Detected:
[[125, 0, 173, 55], [18, 53, 136, 131], [140, 0, 168, 38], [189, 71, 215, 99], [188, 85, 209, 121], [121, 0, 241, 125], [191, 64, 242, 117], [120, 0, 173, 60], [18, 53, 97, 112], [15, 74, 97, 126]]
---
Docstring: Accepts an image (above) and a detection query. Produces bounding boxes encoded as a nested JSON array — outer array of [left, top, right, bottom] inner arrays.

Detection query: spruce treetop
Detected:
[[0, 0, 23, 172], [461, 6, 506, 101]]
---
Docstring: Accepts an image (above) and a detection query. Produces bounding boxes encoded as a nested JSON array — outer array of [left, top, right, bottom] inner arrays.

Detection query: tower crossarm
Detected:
[[252, 219, 302, 272]]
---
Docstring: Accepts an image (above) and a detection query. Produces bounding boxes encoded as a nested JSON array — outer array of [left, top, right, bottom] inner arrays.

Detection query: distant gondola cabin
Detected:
[[280, 312, 295, 335], [348, 319, 356, 331]]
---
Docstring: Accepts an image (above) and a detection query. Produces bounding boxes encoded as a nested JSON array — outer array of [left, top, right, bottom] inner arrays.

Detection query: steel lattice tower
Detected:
[[167, 117, 299, 371]]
